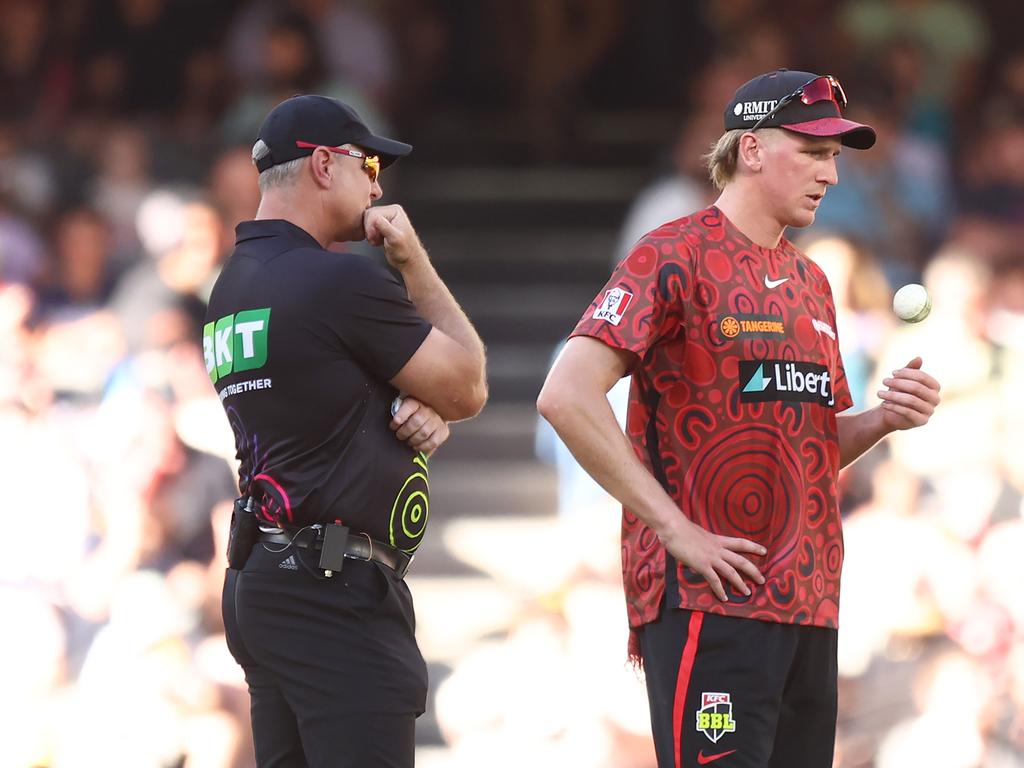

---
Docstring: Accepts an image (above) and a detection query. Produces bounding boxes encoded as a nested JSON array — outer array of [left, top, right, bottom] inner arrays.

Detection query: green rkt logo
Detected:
[[204, 308, 271, 383]]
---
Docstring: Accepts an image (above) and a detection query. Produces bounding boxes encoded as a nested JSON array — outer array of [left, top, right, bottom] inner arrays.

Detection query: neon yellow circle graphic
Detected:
[[390, 453, 430, 553]]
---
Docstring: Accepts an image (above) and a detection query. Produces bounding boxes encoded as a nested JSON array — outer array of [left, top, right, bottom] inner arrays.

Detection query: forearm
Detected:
[[836, 407, 891, 468], [538, 387, 683, 539], [399, 247, 486, 367]]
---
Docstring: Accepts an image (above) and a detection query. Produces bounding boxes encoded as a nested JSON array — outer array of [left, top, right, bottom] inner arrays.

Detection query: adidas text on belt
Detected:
[[259, 528, 413, 578]]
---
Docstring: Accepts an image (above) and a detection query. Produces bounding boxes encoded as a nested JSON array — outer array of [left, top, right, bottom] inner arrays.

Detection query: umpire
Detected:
[[205, 94, 487, 767]]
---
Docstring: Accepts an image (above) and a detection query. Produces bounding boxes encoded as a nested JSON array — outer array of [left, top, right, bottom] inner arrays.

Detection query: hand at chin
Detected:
[[345, 219, 369, 244]]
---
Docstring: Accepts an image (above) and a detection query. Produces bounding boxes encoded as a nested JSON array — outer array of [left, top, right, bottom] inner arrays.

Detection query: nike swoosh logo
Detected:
[[697, 749, 737, 764], [764, 275, 789, 289]]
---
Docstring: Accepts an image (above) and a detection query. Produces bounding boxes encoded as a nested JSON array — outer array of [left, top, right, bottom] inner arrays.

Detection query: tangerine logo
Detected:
[[717, 313, 785, 339]]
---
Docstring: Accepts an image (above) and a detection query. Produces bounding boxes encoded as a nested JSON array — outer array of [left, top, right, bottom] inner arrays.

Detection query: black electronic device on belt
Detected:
[[319, 523, 350, 577], [227, 496, 259, 569]]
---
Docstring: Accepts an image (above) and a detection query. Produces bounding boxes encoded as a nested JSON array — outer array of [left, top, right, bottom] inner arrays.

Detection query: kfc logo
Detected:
[[592, 288, 633, 326]]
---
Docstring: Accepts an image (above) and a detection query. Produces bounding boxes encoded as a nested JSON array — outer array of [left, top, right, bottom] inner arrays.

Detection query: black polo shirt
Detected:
[[204, 220, 432, 552]]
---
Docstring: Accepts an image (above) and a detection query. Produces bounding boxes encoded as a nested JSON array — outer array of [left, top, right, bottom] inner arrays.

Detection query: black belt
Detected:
[[258, 528, 413, 579]]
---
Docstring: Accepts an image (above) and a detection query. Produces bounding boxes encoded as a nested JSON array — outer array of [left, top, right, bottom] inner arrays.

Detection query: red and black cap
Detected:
[[253, 94, 412, 172], [724, 69, 876, 150]]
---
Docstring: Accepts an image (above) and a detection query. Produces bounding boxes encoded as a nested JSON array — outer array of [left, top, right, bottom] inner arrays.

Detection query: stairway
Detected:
[[384, 107, 678, 756]]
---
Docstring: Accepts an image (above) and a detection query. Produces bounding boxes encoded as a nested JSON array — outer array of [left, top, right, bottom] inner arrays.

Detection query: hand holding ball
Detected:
[[893, 283, 932, 323]]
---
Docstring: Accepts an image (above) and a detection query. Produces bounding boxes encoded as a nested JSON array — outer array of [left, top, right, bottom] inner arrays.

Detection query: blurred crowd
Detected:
[[1, 0, 1022, 766]]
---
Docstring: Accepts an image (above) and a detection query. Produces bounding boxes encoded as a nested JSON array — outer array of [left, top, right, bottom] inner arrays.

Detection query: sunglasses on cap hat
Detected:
[[294, 140, 381, 183], [750, 75, 848, 133]]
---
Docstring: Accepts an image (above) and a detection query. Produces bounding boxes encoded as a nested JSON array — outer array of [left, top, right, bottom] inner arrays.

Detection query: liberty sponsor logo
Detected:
[[696, 692, 737, 744], [739, 359, 835, 406], [719, 313, 786, 339], [812, 318, 836, 340], [204, 307, 271, 383], [592, 287, 633, 326], [734, 99, 780, 121]]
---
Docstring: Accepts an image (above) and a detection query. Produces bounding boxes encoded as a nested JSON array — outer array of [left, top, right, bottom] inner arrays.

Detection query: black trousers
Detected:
[[223, 542, 428, 768], [640, 606, 838, 768]]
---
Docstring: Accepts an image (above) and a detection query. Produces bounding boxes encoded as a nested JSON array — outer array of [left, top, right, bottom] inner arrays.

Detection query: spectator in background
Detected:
[[487, 0, 622, 161], [227, 0, 399, 116], [38, 206, 117, 319], [799, 233, 893, 410], [956, 104, 1024, 259], [838, 0, 990, 143], [0, 0, 66, 126], [875, 650, 990, 768], [110, 190, 226, 355], [89, 123, 154, 266], [705, 9, 795, 79], [0, 280, 39, 408], [839, 457, 942, 649], [206, 146, 261, 235], [387, 0, 451, 125], [0, 195, 47, 285], [77, 0, 228, 118], [613, 111, 719, 265], [0, 587, 68, 768], [171, 48, 233, 147], [988, 258, 1024, 354], [220, 10, 387, 148], [0, 119, 57, 217], [872, 37, 950, 147], [809, 89, 952, 286], [872, 246, 995, 484]]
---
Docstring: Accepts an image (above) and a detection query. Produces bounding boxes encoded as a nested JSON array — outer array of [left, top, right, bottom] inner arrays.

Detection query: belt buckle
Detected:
[[394, 553, 413, 579]]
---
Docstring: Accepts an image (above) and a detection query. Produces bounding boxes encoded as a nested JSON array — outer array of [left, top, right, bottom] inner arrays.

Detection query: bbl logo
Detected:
[[696, 692, 737, 743], [204, 308, 271, 383]]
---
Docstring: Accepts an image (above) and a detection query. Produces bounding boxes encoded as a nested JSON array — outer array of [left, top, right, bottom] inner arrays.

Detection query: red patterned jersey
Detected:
[[571, 206, 852, 643]]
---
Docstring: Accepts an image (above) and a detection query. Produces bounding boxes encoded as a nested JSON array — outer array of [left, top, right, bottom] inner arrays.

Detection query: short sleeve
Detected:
[[570, 235, 692, 361], [815, 268, 854, 414], [315, 254, 432, 381]]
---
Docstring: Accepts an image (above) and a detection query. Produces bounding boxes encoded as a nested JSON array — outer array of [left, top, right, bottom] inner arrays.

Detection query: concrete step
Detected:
[[425, 227, 619, 277], [454, 283, 599, 345], [403, 165, 650, 204], [441, 402, 544, 463], [409, 458, 558, 578], [427, 458, 557, 522], [483, 342, 560, 402], [399, 165, 649, 230], [403, 107, 680, 167]]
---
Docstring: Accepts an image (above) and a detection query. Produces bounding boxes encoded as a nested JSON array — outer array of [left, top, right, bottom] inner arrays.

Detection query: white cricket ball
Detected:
[[892, 283, 932, 323]]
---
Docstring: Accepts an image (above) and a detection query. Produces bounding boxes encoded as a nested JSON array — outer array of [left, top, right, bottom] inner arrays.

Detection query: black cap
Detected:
[[252, 94, 413, 172], [724, 70, 876, 150]]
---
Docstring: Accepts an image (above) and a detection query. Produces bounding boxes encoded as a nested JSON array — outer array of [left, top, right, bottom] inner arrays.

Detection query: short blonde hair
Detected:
[[703, 129, 746, 190]]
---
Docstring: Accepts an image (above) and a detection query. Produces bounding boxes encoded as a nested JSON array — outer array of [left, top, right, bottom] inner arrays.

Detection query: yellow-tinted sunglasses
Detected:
[[295, 141, 380, 183]]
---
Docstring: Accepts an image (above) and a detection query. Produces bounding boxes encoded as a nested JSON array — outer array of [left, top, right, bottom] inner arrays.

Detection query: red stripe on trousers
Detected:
[[672, 611, 704, 768]]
